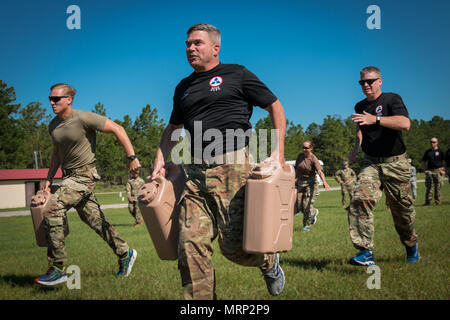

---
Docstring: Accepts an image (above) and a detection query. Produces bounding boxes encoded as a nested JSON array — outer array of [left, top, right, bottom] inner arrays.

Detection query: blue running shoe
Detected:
[[406, 244, 420, 263], [263, 253, 285, 296], [35, 266, 67, 286], [349, 250, 375, 266], [311, 208, 319, 225], [116, 249, 137, 277], [302, 226, 310, 232]]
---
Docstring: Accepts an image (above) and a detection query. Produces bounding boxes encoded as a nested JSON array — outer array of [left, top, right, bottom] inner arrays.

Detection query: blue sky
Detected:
[[1, 0, 449, 130]]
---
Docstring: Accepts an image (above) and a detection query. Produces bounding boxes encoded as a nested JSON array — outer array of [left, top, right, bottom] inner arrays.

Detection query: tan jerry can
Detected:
[[243, 162, 296, 254], [30, 186, 69, 247], [138, 164, 186, 260]]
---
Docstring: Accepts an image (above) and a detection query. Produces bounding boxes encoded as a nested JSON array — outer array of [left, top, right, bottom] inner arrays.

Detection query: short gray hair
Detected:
[[187, 23, 221, 45], [360, 66, 381, 77]]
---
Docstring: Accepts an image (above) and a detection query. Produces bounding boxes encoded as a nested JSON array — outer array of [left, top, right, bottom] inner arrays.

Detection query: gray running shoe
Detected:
[[263, 253, 285, 296]]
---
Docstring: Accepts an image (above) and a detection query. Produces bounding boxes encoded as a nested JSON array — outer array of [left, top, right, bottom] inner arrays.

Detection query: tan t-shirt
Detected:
[[295, 153, 322, 180], [49, 109, 107, 169]]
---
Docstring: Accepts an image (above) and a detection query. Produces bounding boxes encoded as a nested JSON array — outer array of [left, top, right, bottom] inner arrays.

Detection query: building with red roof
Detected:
[[0, 168, 62, 209]]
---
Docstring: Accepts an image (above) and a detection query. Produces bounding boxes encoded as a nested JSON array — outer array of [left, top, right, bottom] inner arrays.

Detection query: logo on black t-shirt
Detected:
[[375, 105, 383, 114], [209, 76, 223, 91]]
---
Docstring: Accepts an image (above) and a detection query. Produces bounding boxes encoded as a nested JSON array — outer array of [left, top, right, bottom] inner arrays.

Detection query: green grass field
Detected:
[[0, 181, 448, 300]]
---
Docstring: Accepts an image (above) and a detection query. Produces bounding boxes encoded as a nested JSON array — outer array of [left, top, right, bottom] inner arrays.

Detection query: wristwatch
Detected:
[[376, 115, 381, 126], [127, 155, 137, 161]]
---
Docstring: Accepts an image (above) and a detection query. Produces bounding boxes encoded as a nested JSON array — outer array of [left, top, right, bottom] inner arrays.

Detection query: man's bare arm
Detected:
[[264, 99, 286, 164]]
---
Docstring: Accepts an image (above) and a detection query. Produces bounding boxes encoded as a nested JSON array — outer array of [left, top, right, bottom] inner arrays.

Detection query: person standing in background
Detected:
[[126, 171, 145, 226], [422, 137, 446, 205], [334, 160, 356, 208]]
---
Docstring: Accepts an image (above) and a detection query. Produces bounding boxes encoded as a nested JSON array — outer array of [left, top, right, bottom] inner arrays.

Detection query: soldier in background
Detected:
[[422, 137, 446, 205], [348, 66, 419, 266], [334, 160, 356, 208], [126, 171, 145, 226]]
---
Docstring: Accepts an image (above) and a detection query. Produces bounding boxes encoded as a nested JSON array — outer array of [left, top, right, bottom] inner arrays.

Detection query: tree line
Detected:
[[1, 80, 449, 182]]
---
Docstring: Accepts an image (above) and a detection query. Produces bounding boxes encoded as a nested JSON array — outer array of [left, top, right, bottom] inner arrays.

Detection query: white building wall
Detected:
[[0, 181, 26, 208]]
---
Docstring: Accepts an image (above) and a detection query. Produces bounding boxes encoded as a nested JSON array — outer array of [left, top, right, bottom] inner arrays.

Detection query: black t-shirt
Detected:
[[422, 148, 445, 169], [355, 92, 409, 157], [170, 63, 277, 157]]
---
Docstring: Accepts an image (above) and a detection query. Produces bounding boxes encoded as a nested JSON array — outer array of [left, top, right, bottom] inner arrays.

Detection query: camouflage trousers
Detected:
[[340, 183, 355, 207], [128, 201, 143, 224], [43, 164, 129, 267], [178, 150, 275, 300], [295, 178, 319, 227], [425, 168, 443, 204], [348, 154, 418, 251]]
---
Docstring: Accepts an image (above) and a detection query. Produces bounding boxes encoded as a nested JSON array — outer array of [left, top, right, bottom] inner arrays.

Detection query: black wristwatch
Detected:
[[376, 115, 381, 126], [127, 155, 137, 161]]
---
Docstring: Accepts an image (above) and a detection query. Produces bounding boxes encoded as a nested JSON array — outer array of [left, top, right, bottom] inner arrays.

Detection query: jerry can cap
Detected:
[[31, 190, 49, 207], [138, 180, 160, 204], [250, 161, 281, 179]]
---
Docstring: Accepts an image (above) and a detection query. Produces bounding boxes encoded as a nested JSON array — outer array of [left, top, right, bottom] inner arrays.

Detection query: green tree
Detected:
[[305, 122, 320, 142], [0, 81, 24, 168], [92, 102, 125, 185], [133, 104, 165, 175], [18, 102, 52, 168], [285, 121, 305, 161], [314, 115, 350, 175]]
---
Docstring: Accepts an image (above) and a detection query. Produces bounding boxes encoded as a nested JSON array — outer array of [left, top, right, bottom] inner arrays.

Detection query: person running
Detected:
[[151, 24, 287, 300], [294, 140, 330, 231], [348, 66, 419, 266], [35, 83, 139, 286]]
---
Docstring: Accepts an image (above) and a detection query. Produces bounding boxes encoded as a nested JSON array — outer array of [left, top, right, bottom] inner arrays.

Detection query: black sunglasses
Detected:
[[302, 146, 310, 149], [358, 78, 379, 86], [49, 96, 69, 102], [430, 141, 437, 143]]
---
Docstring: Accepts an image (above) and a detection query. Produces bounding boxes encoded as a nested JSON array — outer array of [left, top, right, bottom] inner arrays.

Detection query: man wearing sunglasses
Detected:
[[35, 83, 141, 286], [151, 24, 287, 300], [347, 66, 419, 266], [421, 137, 446, 205]]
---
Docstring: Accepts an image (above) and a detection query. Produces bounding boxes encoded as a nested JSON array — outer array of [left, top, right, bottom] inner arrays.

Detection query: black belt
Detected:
[[365, 153, 406, 164]]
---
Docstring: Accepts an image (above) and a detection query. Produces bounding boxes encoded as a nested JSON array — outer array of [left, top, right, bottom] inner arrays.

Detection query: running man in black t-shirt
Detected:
[[422, 137, 446, 205], [347, 66, 419, 266], [151, 24, 287, 300]]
